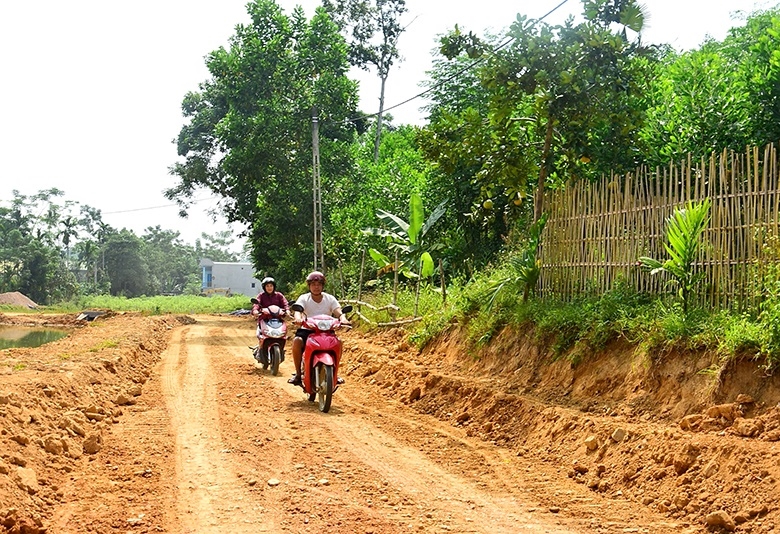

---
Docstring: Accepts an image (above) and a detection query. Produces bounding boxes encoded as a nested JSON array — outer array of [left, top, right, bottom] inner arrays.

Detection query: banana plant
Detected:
[[362, 193, 447, 280], [638, 198, 712, 314]]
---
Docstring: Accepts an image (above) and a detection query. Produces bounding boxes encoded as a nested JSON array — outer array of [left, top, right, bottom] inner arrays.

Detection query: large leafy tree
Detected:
[[141, 226, 199, 295], [326, 125, 430, 268], [418, 51, 521, 271], [322, 0, 408, 162], [432, 0, 654, 222], [167, 0, 359, 278], [641, 7, 780, 165]]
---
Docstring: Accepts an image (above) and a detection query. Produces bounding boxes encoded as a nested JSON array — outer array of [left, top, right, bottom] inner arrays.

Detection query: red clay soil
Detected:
[[0, 310, 777, 533]]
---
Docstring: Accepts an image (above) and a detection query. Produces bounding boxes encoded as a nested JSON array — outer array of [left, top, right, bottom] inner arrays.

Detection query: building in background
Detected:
[[199, 258, 262, 297]]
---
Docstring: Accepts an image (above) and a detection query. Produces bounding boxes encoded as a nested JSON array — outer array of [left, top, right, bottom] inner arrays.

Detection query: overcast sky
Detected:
[[0, 0, 764, 251]]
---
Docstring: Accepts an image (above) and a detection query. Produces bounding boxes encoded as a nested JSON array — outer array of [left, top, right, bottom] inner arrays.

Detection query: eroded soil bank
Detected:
[[0, 311, 777, 533]]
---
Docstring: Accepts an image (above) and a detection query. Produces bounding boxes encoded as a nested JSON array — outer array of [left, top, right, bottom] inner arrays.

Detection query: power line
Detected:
[[102, 197, 217, 215], [342, 0, 571, 125]]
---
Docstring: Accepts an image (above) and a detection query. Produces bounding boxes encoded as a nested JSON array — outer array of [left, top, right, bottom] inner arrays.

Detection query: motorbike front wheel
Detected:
[[313, 363, 334, 413], [270, 344, 281, 376]]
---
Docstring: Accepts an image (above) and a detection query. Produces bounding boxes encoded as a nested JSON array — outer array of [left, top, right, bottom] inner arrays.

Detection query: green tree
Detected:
[[641, 7, 780, 165], [142, 226, 199, 295], [436, 0, 653, 222], [326, 126, 431, 273], [322, 0, 408, 162], [418, 53, 516, 272], [167, 0, 359, 280], [103, 230, 150, 297]]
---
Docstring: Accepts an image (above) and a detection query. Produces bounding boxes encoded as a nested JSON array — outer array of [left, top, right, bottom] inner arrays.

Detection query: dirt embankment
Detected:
[[0, 311, 778, 533]]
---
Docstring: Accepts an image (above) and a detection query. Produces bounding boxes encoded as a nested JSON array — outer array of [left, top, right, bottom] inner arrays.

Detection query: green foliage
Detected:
[[433, 0, 655, 223], [484, 213, 548, 305], [1, 189, 242, 304], [363, 193, 446, 280], [168, 0, 359, 279], [638, 198, 711, 314], [61, 295, 250, 314], [641, 7, 780, 164]]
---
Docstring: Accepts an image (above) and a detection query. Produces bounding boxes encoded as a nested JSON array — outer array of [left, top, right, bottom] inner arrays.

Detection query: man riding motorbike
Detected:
[[288, 271, 350, 385]]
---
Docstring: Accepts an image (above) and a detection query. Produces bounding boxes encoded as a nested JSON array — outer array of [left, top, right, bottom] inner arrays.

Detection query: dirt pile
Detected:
[[344, 326, 780, 533], [0, 293, 38, 309], [0, 313, 190, 533]]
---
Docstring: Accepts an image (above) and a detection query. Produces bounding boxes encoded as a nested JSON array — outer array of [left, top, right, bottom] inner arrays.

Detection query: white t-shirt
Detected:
[[295, 292, 341, 317]]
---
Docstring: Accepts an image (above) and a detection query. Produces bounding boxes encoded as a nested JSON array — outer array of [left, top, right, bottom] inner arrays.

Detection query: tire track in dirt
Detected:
[[243, 353, 579, 532], [161, 321, 277, 533]]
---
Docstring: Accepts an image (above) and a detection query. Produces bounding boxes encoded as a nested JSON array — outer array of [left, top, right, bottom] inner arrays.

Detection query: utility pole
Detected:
[[312, 106, 324, 271]]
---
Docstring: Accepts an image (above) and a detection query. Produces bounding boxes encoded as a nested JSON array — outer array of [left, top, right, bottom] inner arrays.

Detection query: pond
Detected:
[[0, 326, 70, 349]]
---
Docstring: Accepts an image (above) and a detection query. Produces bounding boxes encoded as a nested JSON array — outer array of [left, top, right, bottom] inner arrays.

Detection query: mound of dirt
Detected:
[[344, 325, 780, 532], [0, 312, 191, 533], [0, 293, 37, 309]]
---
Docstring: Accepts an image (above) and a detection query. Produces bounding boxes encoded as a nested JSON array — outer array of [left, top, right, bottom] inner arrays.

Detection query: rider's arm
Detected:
[[333, 306, 350, 325]]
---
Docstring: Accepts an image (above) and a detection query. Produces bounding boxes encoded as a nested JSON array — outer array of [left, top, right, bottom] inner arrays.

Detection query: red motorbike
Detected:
[[250, 298, 288, 376], [290, 303, 352, 413]]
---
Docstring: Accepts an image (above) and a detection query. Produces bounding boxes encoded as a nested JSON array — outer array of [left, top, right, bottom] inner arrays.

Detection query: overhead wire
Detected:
[[101, 197, 219, 215], [341, 0, 572, 125]]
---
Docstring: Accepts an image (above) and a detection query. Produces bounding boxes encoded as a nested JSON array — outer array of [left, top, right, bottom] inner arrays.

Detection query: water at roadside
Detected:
[[0, 326, 69, 349]]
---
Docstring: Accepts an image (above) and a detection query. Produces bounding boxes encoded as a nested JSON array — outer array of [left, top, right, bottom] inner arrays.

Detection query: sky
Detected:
[[0, 0, 766, 253]]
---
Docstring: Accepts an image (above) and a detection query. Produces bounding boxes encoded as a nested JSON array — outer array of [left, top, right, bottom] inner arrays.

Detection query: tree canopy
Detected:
[[167, 0, 360, 279]]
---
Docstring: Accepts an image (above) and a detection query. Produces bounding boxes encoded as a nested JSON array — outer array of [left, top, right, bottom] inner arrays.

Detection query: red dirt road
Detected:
[[1, 313, 776, 533]]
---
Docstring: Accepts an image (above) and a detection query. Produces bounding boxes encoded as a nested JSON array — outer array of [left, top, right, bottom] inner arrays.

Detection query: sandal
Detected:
[[288, 374, 302, 385], [337, 377, 345, 385]]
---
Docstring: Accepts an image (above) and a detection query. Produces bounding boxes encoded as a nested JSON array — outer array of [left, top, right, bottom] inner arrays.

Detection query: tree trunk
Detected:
[[439, 259, 446, 304], [373, 74, 388, 163], [535, 117, 555, 223]]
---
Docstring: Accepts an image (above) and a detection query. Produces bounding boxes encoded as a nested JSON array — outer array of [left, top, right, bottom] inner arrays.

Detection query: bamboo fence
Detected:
[[538, 144, 780, 310]]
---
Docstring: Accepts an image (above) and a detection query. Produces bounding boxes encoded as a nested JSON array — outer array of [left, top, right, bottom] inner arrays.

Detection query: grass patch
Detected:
[[56, 294, 251, 315], [89, 340, 119, 352]]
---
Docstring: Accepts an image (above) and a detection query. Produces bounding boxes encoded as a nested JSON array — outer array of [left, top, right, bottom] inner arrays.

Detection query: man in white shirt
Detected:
[[288, 271, 350, 385]]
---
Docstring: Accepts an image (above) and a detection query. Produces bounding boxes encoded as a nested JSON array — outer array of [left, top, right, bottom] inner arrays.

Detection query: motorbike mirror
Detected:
[[341, 305, 353, 314], [250, 298, 260, 305], [290, 303, 304, 313]]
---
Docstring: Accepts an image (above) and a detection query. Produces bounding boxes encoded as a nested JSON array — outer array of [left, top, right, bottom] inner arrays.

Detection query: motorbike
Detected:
[[290, 303, 352, 413], [250, 298, 288, 376]]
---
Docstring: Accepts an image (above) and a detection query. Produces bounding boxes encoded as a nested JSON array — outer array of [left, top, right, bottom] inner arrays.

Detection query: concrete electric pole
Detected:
[[312, 106, 324, 271]]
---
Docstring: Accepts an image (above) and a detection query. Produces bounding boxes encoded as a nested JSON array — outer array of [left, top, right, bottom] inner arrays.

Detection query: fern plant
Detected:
[[638, 198, 712, 314]]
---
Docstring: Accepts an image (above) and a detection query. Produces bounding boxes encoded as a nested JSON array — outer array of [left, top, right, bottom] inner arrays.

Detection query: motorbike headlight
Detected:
[[267, 327, 284, 337], [315, 318, 336, 331]]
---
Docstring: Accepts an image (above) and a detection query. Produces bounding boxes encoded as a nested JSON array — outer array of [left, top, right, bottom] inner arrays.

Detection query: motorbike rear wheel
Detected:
[[314, 363, 334, 413], [270, 344, 281, 376]]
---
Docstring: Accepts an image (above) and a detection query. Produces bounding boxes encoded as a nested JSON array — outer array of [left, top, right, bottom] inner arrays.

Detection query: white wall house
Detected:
[[199, 258, 262, 297]]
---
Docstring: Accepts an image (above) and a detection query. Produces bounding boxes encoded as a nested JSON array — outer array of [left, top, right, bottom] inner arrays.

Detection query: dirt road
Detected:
[[3, 313, 777, 533]]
